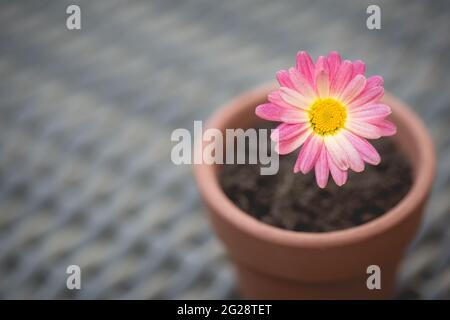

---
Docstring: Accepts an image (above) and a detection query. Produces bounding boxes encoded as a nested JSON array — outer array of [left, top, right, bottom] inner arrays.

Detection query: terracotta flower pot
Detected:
[[193, 84, 436, 299]]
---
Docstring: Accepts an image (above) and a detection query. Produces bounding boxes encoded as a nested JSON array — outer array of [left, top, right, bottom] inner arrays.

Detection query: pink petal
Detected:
[[352, 60, 366, 77], [276, 129, 312, 155], [350, 103, 391, 120], [327, 51, 341, 83], [345, 119, 382, 139], [294, 134, 323, 174], [268, 90, 296, 109], [314, 144, 329, 188], [315, 56, 327, 67], [348, 86, 384, 110], [330, 60, 353, 97], [314, 56, 330, 98], [327, 152, 348, 186], [276, 70, 294, 88], [271, 123, 309, 141], [279, 87, 310, 109], [334, 134, 364, 172], [296, 51, 315, 87], [340, 74, 366, 103], [315, 70, 330, 98], [255, 103, 284, 121], [288, 67, 316, 101], [324, 136, 349, 170], [280, 110, 309, 123], [370, 119, 397, 136], [255, 103, 307, 123], [342, 130, 380, 165], [315, 56, 330, 76], [365, 75, 384, 89]]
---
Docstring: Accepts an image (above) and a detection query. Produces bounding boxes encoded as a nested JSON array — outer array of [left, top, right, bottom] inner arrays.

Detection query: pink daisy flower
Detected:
[[256, 51, 396, 188]]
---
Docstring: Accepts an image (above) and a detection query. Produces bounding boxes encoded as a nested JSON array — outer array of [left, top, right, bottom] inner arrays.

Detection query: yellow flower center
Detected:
[[308, 98, 347, 136]]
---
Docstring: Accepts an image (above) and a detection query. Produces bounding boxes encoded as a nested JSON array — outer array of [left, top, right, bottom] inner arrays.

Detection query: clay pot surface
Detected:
[[193, 84, 436, 299]]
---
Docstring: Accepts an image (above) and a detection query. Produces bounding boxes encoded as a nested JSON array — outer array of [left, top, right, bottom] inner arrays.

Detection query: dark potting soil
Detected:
[[219, 124, 412, 232]]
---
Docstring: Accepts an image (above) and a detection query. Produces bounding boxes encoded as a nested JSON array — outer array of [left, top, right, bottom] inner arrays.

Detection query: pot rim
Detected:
[[193, 84, 436, 249]]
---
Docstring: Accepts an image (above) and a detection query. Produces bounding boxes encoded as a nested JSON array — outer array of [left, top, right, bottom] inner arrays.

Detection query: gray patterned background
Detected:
[[0, 0, 449, 299]]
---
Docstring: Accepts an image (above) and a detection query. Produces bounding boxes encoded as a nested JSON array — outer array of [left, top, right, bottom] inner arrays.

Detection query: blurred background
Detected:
[[0, 0, 449, 299]]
